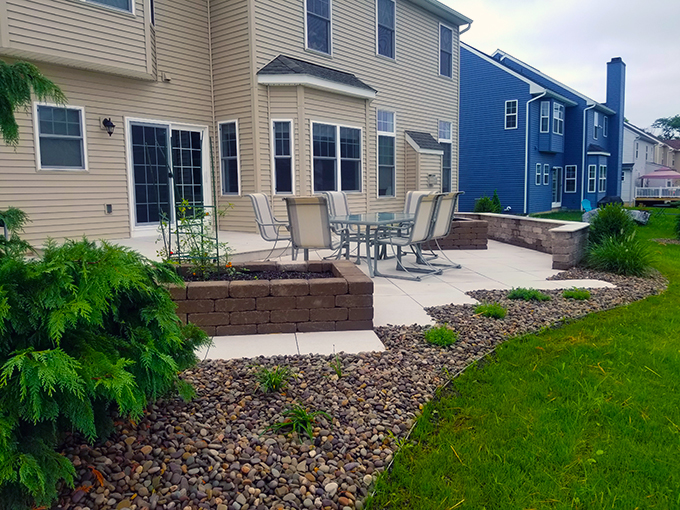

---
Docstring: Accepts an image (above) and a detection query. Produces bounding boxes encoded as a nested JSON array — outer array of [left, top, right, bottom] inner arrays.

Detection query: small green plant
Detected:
[[562, 288, 591, 300], [507, 287, 552, 301], [424, 325, 459, 347], [329, 354, 343, 378], [474, 302, 507, 319], [256, 365, 293, 393], [474, 190, 502, 213], [491, 190, 502, 213], [587, 233, 651, 276], [588, 204, 636, 246], [266, 404, 331, 440]]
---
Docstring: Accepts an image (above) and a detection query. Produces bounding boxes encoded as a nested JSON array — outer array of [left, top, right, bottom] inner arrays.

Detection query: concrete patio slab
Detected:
[[296, 330, 385, 356]]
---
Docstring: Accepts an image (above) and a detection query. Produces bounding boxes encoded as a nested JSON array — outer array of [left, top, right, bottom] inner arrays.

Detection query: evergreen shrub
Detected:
[[588, 204, 636, 246], [0, 211, 210, 509], [473, 190, 502, 213]]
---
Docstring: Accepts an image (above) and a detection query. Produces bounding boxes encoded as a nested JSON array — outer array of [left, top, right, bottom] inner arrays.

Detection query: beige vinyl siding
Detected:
[[2, 0, 151, 78], [0, 0, 213, 245], [419, 152, 443, 190], [253, 0, 460, 214], [210, 0, 256, 233], [404, 142, 418, 192]]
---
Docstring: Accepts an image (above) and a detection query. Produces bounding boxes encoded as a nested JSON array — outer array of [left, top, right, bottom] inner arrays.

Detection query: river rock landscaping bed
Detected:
[[53, 269, 667, 510]]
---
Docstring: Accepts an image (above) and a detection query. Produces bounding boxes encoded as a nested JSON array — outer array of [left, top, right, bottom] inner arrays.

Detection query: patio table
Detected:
[[330, 212, 414, 277]]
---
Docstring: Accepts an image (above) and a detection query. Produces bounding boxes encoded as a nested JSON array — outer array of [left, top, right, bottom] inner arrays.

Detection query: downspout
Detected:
[[459, 21, 472, 35], [206, 0, 217, 211], [524, 92, 546, 214], [581, 104, 596, 206]]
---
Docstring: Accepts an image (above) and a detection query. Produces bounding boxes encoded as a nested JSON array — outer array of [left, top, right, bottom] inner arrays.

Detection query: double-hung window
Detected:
[[635, 142, 639, 159], [543, 164, 550, 186], [565, 165, 577, 193], [220, 121, 239, 195], [439, 24, 453, 78], [603, 116, 609, 137], [588, 164, 597, 193], [535, 163, 542, 185], [594, 111, 600, 139], [599, 165, 607, 192], [312, 123, 362, 192], [306, 0, 331, 55], [86, 0, 132, 12], [552, 103, 564, 135], [377, 110, 396, 197], [540, 101, 550, 133], [35, 104, 87, 170], [273, 121, 293, 194], [376, 0, 395, 59], [438, 120, 452, 193], [505, 100, 518, 129]]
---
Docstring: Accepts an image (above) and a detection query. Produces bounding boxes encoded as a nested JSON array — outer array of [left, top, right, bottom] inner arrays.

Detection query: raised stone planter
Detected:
[[422, 216, 488, 250], [168, 260, 374, 336], [458, 213, 590, 270]]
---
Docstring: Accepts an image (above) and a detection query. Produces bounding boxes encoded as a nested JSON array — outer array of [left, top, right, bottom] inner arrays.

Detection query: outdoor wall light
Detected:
[[102, 118, 116, 136]]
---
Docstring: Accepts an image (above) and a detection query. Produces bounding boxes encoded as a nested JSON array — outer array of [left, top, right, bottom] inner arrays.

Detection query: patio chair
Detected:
[[247, 193, 294, 260], [581, 199, 593, 212], [284, 196, 345, 261], [419, 191, 464, 269], [373, 194, 442, 281], [403, 190, 434, 214], [323, 191, 358, 259]]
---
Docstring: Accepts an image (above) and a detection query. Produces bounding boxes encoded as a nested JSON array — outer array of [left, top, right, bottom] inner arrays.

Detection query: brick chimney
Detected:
[[605, 57, 626, 197]]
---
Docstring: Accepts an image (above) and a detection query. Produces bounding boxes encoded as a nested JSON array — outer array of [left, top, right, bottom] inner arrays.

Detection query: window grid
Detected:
[[505, 100, 518, 129], [540, 101, 550, 133], [635, 142, 639, 159], [439, 24, 453, 78], [564, 165, 577, 193], [312, 122, 362, 193], [588, 164, 597, 193], [36, 104, 86, 170], [536, 163, 542, 185], [603, 116, 608, 137], [377, 110, 396, 198], [376, 0, 395, 59], [552, 103, 564, 135], [438, 120, 452, 193], [131, 124, 170, 225], [307, 0, 331, 54], [594, 111, 600, 139], [171, 129, 203, 208], [543, 164, 549, 186], [599, 165, 607, 192], [220, 122, 239, 195], [273, 121, 293, 194]]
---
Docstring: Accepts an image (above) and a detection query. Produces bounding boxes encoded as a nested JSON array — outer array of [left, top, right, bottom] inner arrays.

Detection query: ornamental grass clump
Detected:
[[424, 324, 459, 347], [256, 365, 293, 393], [587, 203, 636, 246], [267, 404, 331, 440], [587, 233, 651, 277], [507, 287, 552, 302], [474, 302, 507, 319], [562, 288, 591, 300], [0, 211, 210, 510]]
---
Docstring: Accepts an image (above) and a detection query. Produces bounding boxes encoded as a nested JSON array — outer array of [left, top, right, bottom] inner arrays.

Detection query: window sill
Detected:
[[37, 168, 89, 173], [375, 53, 397, 64], [64, 0, 136, 19], [304, 48, 333, 60]]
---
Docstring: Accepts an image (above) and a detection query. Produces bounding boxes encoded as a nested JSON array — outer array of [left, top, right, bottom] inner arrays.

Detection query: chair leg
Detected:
[[304, 249, 309, 261]]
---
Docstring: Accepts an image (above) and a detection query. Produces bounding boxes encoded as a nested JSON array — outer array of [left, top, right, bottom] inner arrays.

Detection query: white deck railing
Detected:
[[635, 187, 680, 198]]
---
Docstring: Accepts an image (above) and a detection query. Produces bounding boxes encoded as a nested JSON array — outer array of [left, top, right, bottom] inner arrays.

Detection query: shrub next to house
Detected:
[[0, 221, 210, 509]]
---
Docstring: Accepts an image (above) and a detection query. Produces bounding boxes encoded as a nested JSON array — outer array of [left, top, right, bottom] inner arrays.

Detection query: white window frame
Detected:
[[594, 111, 600, 140], [599, 165, 607, 192], [310, 121, 363, 193], [438, 120, 453, 193], [124, 117, 212, 236], [635, 142, 639, 159], [305, 0, 333, 56], [377, 110, 396, 198], [33, 102, 88, 172], [543, 163, 550, 186], [645, 145, 648, 161], [552, 103, 564, 135], [375, 0, 396, 60], [540, 101, 550, 133], [588, 164, 597, 193], [505, 100, 518, 130], [271, 119, 295, 195], [439, 23, 453, 79], [565, 165, 577, 193], [535, 163, 542, 185], [219, 119, 241, 196], [83, 0, 134, 15], [603, 116, 608, 137]]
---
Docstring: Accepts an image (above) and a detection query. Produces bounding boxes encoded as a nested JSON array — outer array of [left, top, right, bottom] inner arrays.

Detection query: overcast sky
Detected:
[[444, 0, 680, 134]]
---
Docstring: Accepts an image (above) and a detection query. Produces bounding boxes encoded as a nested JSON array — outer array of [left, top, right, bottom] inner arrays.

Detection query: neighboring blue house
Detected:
[[459, 43, 626, 214]]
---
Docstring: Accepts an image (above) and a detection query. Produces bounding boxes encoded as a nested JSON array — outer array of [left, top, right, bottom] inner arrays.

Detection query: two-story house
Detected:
[[0, 0, 471, 245], [458, 43, 626, 214], [621, 122, 661, 204]]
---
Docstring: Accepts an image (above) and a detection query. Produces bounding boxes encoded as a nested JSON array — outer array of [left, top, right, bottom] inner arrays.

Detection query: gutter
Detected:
[[460, 21, 472, 35], [581, 104, 596, 206], [524, 92, 547, 214]]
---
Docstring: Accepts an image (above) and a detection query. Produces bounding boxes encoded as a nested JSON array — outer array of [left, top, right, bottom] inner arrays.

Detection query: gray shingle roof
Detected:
[[587, 144, 608, 153], [405, 131, 443, 151], [258, 55, 376, 93]]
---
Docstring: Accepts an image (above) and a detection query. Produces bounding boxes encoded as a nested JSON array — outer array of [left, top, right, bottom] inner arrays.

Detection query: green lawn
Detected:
[[530, 210, 584, 222], [367, 213, 680, 509]]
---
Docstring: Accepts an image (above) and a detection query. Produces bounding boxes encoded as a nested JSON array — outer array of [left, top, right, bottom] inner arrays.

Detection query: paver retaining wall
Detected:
[[168, 260, 374, 336], [422, 217, 488, 250], [458, 213, 590, 270]]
